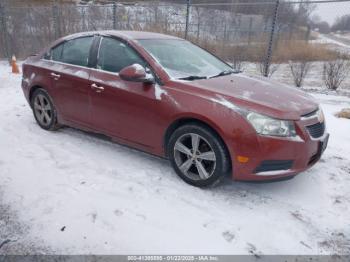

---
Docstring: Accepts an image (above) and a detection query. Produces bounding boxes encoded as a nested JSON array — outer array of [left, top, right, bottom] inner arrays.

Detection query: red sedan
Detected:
[[21, 31, 329, 187]]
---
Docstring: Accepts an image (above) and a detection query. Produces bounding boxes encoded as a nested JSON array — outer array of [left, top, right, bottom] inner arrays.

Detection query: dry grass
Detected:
[[335, 108, 350, 119], [142, 23, 185, 38], [273, 41, 342, 62], [186, 36, 345, 64], [137, 24, 347, 64]]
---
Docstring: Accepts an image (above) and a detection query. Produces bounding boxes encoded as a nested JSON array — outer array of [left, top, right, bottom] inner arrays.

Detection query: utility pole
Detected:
[[113, 2, 117, 30], [52, 0, 62, 39], [81, 6, 87, 31], [264, 0, 279, 77], [0, 1, 10, 61], [185, 0, 191, 39]]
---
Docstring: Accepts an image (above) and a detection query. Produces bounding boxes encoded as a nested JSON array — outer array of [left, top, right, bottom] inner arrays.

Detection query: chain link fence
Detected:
[[0, 0, 349, 77]]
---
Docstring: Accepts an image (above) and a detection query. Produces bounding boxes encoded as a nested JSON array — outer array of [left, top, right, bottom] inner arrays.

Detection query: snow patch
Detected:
[[210, 95, 240, 111], [132, 63, 145, 75], [74, 70, 89, 79], [316, 34, 350, 49], [255, 169, 292, 176], [154, 84, 167, 100], [242, 90, 254, 99]]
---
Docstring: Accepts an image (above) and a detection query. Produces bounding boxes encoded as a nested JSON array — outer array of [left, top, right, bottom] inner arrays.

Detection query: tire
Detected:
[[31, 89, 60, 131], [168, 123, 230, 187]]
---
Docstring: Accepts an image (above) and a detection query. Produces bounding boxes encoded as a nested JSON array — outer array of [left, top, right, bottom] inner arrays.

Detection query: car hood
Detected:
[[177, 74, 318, 120]]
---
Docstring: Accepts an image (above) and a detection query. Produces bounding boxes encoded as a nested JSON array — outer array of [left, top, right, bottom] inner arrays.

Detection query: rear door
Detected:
[[46, 36, 95, 126]]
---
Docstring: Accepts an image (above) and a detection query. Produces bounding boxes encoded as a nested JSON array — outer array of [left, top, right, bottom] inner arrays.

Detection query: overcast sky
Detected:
[[314, 2, 350, 25]]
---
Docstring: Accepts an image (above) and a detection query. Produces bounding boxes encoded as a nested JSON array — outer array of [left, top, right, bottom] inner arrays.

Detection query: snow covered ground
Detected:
[[0, 61, 350, 255], [314, 33, 350, 51], [311, 33, 350, 56]]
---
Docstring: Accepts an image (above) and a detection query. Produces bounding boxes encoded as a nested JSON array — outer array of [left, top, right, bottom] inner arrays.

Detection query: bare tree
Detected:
[[231, 58, 244, 72], [323, 59, 350, 90], [289, 60, 312, 87], [257, 60, 279, 77], [253, 44, 279, 77], [332, 14, 350, 32], [226, 46, 246, 72]]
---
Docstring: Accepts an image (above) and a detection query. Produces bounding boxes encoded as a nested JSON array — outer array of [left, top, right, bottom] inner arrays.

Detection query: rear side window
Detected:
[[97, 37, 145, 73], [61, 37, 93, 67], [50, 37, 93, 67], [51, 44, 64, 61]]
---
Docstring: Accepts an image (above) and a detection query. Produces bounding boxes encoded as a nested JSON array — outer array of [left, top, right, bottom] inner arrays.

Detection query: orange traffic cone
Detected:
[[11, 55, 20, 74]]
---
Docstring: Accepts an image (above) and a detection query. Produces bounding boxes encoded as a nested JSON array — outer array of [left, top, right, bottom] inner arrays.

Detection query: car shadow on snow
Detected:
[[57, 125, 322, 201]]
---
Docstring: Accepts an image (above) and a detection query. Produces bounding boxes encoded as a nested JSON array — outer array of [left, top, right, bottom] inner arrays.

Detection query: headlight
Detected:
[[245, 112, 296, 137], [317, 108, 325, 123]]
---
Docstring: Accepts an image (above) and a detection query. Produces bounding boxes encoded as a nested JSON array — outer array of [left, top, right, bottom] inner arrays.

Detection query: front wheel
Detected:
[[168, 124, 230, 187], [31, 89, 60, 131]]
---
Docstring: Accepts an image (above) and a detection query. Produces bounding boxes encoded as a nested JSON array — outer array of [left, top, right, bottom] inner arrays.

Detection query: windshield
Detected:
[[138, 39, 233, 80]]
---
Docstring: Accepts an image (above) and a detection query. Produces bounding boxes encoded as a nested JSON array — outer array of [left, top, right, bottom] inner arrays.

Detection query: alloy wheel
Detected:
[[173, 133, 217, 181], [33, 94, 52, 126]]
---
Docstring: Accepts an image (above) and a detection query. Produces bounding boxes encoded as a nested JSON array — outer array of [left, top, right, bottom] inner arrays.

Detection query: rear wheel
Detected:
[[168, 124, 230, 187], [31, 89, 60, 131]]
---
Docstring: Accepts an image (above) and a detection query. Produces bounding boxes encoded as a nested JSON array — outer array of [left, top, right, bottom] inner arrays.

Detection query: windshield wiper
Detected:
[[210, 70, 235, 79], [178, 75, 208, 81]]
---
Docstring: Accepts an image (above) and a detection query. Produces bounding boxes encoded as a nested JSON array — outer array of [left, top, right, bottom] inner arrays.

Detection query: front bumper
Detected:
[[230, 117, 329, 181]]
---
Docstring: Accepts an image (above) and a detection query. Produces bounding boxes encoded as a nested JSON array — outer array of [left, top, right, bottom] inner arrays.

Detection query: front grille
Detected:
[[306, 122, 325, 138], [254, 160, 294, 173]]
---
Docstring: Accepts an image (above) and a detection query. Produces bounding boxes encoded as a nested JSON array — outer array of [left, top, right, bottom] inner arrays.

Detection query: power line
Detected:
[[2, 0, 350, 9], [190, 0, 350, 6]]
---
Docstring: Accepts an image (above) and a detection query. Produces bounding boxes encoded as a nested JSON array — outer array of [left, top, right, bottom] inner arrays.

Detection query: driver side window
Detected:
[[97, 37, 146, 73]]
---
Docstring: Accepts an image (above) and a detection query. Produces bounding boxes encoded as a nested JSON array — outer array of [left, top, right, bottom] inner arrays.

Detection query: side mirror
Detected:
[[119, 64, 155, 84]]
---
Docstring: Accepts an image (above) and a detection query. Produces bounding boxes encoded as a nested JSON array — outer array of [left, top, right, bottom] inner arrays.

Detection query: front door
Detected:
[[89, 37, 160, 148]]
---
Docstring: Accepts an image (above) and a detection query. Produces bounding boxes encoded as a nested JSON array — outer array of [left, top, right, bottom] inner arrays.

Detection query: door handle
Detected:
[[50, 72, 61, 79], [91, 83, 104, 92]]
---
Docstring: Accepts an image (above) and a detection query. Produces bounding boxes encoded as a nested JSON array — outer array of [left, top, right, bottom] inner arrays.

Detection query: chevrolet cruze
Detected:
[[21, 31, 329, 187]]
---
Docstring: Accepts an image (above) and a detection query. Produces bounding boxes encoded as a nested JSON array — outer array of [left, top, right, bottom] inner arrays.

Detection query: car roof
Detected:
[[62, 30, 183, 41]]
